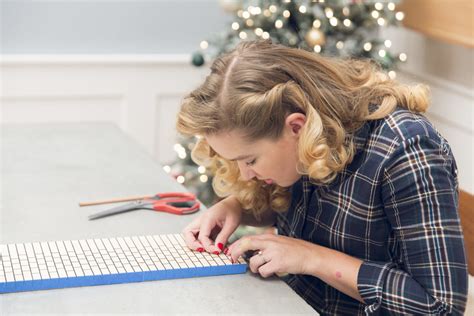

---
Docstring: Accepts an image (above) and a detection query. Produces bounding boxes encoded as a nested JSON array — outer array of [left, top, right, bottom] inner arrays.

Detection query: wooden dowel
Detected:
[[79, 195, 153, 207]]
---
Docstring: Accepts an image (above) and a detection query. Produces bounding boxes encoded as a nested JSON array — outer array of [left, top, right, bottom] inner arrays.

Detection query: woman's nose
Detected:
[[237, 161, 256, 181]]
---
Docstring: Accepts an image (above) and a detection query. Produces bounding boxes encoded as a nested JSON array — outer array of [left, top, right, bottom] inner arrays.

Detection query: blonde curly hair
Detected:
[[176, 40, 430, 218]]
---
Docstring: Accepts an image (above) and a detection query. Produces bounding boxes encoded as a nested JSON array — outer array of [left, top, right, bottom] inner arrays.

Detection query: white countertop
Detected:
[[0, 122, 316, 315]]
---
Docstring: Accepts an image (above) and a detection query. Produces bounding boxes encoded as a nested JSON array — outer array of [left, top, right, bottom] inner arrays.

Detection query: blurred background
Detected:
[[1, 1, 472, 216]]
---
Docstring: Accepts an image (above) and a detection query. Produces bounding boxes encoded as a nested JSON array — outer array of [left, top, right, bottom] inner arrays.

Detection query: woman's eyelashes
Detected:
[[245, 158, 257, 167]]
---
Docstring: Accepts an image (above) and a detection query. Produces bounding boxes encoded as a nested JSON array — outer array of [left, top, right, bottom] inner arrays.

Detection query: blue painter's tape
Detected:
[[0, 263, 247, 294]]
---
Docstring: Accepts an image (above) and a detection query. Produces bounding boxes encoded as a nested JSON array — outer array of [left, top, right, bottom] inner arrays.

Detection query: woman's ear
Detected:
[[285, 113, 306, 136]]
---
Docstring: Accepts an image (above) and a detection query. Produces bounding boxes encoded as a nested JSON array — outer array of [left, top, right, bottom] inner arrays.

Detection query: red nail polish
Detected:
[[196, 247, 204, 252], [224, 247, 229, 255], [217, 243, 224, 250], [213, 251, 220, 255]]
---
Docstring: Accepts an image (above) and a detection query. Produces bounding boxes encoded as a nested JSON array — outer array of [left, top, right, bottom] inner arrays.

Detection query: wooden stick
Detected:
[[79, 195, 154, 207]]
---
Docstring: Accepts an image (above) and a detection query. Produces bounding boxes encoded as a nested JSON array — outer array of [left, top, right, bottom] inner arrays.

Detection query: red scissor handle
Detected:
[[149, 192, 200, 215], [152, 200, 200, 215]]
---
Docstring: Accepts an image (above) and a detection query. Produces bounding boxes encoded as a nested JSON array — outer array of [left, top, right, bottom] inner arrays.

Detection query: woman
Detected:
[[176, 40, 467, 315]]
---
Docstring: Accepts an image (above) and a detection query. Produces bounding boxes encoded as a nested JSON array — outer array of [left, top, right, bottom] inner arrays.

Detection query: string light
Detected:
[[364, 42, 372, 51], [375, 2, 384, 10], [371, 10, 380, 19], [232, 22, 240, 30], [262, 32, 270, 39], [174, 144, 187, 159], [314, 45, 322, 53], [199, 41, 208, 49], [275, 19, 283, 28], [254, 28, 264, 36], [377, 18, 386, 26], [163, 165, 171, 173], [242, 11, 250, 19], [313, 19, 321, 28], [399, 53, 407, 61], [395, 12, 405, 21], [325, 8, 334, 18], [248, 6, 261, 15], [177, 176, 185, 184], [378, 49, 386, 57], [269, 5, 277, 13], [336, 41, 344, 49], [388, 71, 396, 79], [246, 19, 254, 27], [384, 40, 392, 48], [388, 3, 396, 11], [198, 166, 206, 173], [342, 7, 350, 16], [263, 9, 271, 17], [343, 19, 352, 27], [239, 31, 247, 39], [283, 10, 291, 18], [299, 5, 307, 14], [329, 17, 338, 26], [199, 175, 209, 183]]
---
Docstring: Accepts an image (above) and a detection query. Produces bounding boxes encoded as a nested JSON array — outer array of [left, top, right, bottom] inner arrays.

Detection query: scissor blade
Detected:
[[88, 201, 143, 220]]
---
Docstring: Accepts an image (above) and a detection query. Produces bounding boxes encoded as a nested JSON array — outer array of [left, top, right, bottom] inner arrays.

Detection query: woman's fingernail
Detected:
[[196, 247, 204, 252], [213, 251, 220, 255], [223, 247, 229, 255], [217, 243, 224, 250]]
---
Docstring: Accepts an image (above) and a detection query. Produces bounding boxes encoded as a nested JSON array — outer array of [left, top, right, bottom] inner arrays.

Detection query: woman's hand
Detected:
[[182, 195, 242, 255], [227, 233, 320, 278]]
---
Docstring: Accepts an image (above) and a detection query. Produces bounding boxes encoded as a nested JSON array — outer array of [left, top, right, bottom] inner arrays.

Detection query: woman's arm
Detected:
[[303, 243, 365, 303], [354, 135, 468, 314], [229, 135, 467, 314], [228, 229, 365, 302]]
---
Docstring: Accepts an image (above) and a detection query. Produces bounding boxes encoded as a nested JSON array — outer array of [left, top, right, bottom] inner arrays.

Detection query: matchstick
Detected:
[[79, 195, 154, 207]]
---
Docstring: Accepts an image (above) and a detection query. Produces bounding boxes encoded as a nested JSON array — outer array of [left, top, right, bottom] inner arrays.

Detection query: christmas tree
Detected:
[[163, 136, 217, 207], [193, 0, 406, 76], [172, 0, 406, 207]]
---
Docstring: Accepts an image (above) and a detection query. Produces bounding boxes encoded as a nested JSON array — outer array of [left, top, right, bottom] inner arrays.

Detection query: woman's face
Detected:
[[205, 113, 305, 187]]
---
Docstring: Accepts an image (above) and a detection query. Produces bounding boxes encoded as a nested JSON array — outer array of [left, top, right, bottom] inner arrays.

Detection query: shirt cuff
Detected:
[[357, 261, 396, 314]]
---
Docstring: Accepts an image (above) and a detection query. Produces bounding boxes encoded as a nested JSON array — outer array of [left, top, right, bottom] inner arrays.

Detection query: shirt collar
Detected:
[[352, 121, 371, 154]]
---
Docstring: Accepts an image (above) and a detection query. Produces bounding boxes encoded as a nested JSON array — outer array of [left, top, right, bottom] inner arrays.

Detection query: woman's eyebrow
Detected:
[[229, 154, 253, 161]]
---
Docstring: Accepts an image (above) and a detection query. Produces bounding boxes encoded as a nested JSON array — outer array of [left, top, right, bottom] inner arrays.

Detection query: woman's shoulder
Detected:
[[382, 107, 441, 142], [353, 106, 451, 163], [367, 106, 446, 149]]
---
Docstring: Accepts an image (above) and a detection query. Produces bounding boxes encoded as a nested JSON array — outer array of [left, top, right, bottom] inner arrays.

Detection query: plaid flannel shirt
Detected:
[[277, 107, 468, 315]]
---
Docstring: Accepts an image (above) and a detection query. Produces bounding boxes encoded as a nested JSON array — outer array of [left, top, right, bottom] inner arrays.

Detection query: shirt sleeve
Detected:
[[357, 135, 468, 315]]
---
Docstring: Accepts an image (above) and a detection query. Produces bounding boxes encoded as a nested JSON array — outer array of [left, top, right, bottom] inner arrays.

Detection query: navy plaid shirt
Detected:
[[277, 107, 468, 315]]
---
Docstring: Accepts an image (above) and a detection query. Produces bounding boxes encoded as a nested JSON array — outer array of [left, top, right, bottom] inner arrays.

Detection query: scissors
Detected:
[[88, 192, 200, 220]]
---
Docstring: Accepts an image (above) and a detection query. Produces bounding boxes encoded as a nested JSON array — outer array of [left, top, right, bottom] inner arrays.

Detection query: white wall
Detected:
[[0, 55, 209, 164], [0, 0, 229, 54]]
